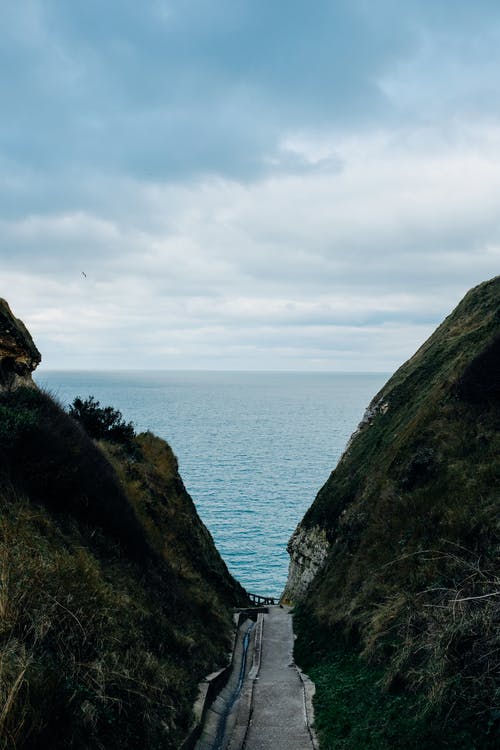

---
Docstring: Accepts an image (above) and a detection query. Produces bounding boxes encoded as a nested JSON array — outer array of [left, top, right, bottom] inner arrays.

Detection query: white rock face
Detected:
[[282, 394, 389, 604], [282, 524, 329, 604]]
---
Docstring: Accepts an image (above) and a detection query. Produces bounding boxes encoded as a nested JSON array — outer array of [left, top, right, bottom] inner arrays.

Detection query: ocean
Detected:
[[35, 370, 388, 598]]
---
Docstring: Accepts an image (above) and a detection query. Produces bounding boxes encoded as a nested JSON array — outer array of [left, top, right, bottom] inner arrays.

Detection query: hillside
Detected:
[[287, 277, 500, 748], [0, 301, 247, 749]]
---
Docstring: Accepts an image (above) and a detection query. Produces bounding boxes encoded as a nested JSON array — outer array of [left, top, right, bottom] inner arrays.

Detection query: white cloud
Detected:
[[2, 121, 497, 371], [2, 1, 500, 371]]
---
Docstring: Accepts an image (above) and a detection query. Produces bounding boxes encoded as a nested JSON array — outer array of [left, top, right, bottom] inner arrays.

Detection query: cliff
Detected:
[[0, 299, 41, 391], [283, 524, 329, 604], [289, 277, 500, 748], [0, 304, 247, 750]]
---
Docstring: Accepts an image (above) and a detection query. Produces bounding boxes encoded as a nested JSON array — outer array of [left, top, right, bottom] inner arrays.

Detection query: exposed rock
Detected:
[[342, 395, 390, 456], [0, 299, 41, 391], [282, 524, 329, 604], [282, 394, 390, 604]]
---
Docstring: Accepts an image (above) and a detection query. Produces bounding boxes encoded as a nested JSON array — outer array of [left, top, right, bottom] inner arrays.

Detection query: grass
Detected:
[[303, 648, 494, 749], [0, 493, 195, 749], [294, 277, 500, 747], [295, 605, 499, 750], [0, 387, 248, 749]]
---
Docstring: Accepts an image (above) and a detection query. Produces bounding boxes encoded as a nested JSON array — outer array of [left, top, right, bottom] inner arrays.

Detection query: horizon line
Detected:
[[35, 367, 392, 375]]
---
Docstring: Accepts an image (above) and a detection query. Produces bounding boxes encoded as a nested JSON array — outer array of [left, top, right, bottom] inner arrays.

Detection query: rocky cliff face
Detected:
[[0, 299, 41, 390], [291, 276, 500, 746], [282, 524, 329, 603], [283, 395, 390, 603]]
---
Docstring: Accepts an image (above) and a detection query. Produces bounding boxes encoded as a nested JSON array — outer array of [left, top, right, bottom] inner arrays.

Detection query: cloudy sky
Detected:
[[2, 0, 500, 371]]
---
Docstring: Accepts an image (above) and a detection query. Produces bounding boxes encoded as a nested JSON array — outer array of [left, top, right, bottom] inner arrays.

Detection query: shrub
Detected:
[[69, 396, 135, 449]]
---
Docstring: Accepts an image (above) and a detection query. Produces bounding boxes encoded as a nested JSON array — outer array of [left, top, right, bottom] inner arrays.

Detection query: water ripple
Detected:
[[37, 370, 386, 598]]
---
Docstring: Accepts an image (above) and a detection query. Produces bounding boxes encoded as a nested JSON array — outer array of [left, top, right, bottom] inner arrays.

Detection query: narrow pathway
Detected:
[[242, 606, 315, 750]]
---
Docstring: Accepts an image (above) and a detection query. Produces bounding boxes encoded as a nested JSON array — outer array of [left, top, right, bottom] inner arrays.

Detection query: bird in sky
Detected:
[[81, 271, 87, 278]]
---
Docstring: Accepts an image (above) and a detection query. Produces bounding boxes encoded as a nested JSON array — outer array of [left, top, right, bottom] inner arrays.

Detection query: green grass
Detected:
[[306, 651, 494, 750], [294, 609, 499, 750], [311, 656, 432, 749]]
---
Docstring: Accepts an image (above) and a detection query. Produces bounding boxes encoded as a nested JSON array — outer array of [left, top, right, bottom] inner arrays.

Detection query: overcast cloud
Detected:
[[1, 0, 499, 370]]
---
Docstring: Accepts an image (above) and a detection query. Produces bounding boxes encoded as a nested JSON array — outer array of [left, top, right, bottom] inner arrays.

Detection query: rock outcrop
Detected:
[[0, 299, 41, 390], [282, 524, 329, 603]]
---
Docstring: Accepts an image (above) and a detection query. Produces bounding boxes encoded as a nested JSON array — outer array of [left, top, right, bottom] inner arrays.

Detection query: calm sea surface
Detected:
[[35, 371, 387, 598]]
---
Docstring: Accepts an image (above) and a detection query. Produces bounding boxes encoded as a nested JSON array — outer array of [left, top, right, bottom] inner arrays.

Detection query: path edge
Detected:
[[295, 663, 319, 750], [227, 611, 265, 750], [181, 611, 248, 750]]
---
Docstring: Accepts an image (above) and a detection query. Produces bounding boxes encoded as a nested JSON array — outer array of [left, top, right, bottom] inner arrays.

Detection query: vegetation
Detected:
[[295, 277, 500, 748], [69, 395, 136, 451], [295, 604, 498, 750], [295, 606, 481, 750], [0, 386, 247, 749]]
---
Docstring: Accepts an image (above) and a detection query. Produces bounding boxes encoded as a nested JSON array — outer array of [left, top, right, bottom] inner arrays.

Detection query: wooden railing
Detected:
[[248, 592, 276, 606]]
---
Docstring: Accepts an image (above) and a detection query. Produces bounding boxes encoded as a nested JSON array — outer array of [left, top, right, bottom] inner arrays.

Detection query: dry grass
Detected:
[[385, 549, 500, 721], [0, 388, 246, 749]]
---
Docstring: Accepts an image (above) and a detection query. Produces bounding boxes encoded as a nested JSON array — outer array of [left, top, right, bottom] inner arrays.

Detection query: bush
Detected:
[[69, 396, 135, 449]]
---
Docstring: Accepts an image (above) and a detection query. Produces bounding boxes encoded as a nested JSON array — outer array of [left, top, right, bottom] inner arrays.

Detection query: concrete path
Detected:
[[242, 606, 316, 750]]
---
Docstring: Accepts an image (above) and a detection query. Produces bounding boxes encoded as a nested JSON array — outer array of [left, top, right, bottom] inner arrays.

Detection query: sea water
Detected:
[[35, 371, 387, 598]]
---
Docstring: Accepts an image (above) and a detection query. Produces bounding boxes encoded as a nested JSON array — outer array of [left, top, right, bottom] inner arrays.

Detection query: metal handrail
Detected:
[[248, 592, 276, 606]]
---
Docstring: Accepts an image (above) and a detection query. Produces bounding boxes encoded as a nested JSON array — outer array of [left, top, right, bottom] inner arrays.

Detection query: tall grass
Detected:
[[0, 388, 246, 748]]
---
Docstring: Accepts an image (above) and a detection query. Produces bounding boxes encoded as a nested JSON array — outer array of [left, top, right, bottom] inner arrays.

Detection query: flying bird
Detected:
[[81, 271, 87, 278]]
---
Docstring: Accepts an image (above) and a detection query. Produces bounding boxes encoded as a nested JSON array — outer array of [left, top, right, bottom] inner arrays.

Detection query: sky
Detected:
[[1, 0, 500, 371]]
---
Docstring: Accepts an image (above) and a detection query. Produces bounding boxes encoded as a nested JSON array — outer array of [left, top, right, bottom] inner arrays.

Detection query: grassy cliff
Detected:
[[0, 386, 247, 749], [293, 277, 500, 748]]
